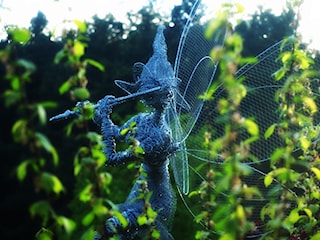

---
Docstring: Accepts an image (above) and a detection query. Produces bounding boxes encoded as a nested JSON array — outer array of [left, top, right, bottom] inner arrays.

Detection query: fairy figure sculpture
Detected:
[[50, 1, 223, 237], [93, 26, 178, 240]]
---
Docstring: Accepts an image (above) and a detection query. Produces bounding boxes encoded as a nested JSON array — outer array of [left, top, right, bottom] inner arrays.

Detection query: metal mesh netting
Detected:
[[168, 1, 226, 195], [179, 39, 320, 236], [188, 41, 289, 161]]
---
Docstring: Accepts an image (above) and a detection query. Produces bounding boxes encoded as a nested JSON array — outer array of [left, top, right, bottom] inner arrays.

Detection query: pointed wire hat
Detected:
[[114, 26, 190, 110]]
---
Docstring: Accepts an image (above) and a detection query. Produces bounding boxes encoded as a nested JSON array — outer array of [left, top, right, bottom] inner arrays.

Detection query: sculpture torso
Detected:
[[134, 111, 173, 163], [114, 110, 176, 239]]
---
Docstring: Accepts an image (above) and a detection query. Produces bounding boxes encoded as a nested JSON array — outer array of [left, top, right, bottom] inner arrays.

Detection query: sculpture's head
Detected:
[[115, 26, 178, 110]]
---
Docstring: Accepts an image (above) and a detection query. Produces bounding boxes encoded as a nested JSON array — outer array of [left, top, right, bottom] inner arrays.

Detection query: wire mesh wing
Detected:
[[179, 40, 288, 237], [182, 38, 320, 237], [167, 0, 226, 194], [188, 41, 288, 163]]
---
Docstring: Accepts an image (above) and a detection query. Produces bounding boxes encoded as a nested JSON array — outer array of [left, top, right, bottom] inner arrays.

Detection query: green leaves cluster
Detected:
[[53, 20, 115, 239], [192, 5, 262, 240], [191, 1, 320, 239], [261, 33, 320, 239], [1, 26, 74, 239], [135, 168, 160, 240], [190, 0, 320, 239], [1, 22, 114, 240], [54, 20, 104, 102]]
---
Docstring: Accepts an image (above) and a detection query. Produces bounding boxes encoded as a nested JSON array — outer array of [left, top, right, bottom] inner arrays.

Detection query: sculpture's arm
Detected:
[[94, 95, 139, 166]]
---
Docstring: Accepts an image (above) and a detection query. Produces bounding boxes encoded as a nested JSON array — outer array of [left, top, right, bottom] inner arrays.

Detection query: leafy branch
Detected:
[[53, 20, 114, 239], [192, 4, 262, 240], [1, 26, 75, 239], [262, 20, 320, 240]]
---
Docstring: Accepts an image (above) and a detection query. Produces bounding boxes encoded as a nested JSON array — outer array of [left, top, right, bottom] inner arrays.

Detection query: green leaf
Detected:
[[16, 159, 32, 181], [74, 153, 81, 176], [264, 173, 273, 187], [270, 148, 286, 165], [286, 209, 301, 225], [193, 212, 207, 224], [99, 172, 112, 187], [311, 167, 320, 180], [54, 49, 66, 64], [17, 59, 36, 72], [9, 27, 31, 43], [205, 18, 225, 40], [273, 67, 286, 81], [272, 168, 300, 183], [39, 172, 65, 194], [242, 186, 262, 199], [195, 230, 210, 240], [200, 81, 219, 101], [310, 232, 320, 240], [35, 228, 53, 240], [303, 97, 317, 114], [137, 215, 147, 226], [11, 119, 28, 143], [51, 174, 65, 194], [303, 208, 312, 218], [309, 204, 319, 214], [80, 228, 95, 240], [151, 229, 161, 239], [188, 190, 200, 198], [30, 201, 51, 225], [73, 87, 90, 100], [133, 145, 145, 158], [219, 234, 234, 240], [37, 104, 47, 125], [93, 202, 108, 216], [85, 58, 105, 71], [3, 90, 22, 107], [59, 81, 72, 95], [73, 40, 85, 58], [35, 132, 59, 165], [296, 50, 313, 70], [81, 101, 95, 119], [281, 52, 292, 65], [234, 3, 245, 13], [73, 20, 87, 33], [239, 56, 257, 65], [264, 124, 276, 139], [79, 184, 93, 202], [56, 216, 76, 234], [129, 121, 137, 128], [82, 211, 95, 226], [120, 128, 129, 136], [92, 150, 106, 166], [113, 211, 128, 227], [243, 119, 259, 136], [39, 101, 58, 108], [235, 205, 246, 224], [65, 121, 75, 136], [235, 83, 247, 103], [300, 137, 310, 152], [147, 206, 158, 219], [10, 76, 20, 90], [86, 131, 101, 143]]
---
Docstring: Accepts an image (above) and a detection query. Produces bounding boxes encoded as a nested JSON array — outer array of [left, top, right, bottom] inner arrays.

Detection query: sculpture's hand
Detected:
[[100, 95, 116, 115], [94, 95, 116, 125]]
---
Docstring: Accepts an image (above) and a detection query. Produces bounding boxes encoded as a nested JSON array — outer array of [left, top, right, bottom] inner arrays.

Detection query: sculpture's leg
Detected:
[[94, 206, 175, 240], [94, 206, 142, 240], [155, 221, 175, 240]]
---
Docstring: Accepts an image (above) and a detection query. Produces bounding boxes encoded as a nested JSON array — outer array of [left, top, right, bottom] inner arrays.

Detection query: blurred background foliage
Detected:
[[0, 0, 306, 239]]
